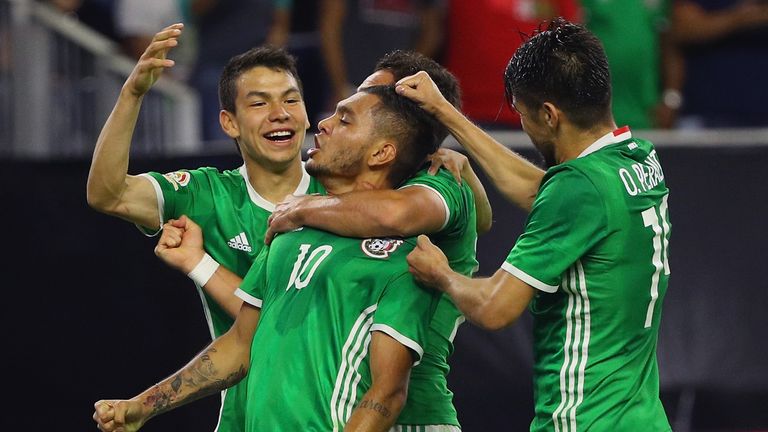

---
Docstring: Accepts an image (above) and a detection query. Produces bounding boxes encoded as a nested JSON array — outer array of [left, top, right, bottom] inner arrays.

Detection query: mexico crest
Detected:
[[361, 238, 404, 259]]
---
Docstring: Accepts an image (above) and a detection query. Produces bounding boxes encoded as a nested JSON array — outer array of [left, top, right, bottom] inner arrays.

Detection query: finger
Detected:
[[264, 227, 275, 245], [427, 157, 442, 175], [137, 58, 175, 74], [416, 234, 433, 248], [143, 38, 179, 60], [152, 23, 184, 43], [172, 215, 187, 228]]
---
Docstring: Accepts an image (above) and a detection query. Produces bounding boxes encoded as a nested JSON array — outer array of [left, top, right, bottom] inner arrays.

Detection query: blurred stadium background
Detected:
[[2, 1, 767, 431]]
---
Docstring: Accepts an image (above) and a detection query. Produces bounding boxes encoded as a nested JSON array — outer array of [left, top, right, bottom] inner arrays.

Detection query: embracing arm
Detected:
[[93, 304, 260, 431], [344, 332, 413, 431], [396, 71, 545, 212], [407, 235, 535, 330], [266, 186, 448, 243], [86, 24, 185, 230]]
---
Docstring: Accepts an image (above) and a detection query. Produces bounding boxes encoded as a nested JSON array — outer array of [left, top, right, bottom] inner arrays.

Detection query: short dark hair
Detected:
[[218, 46, 302, 113], [374, 50, 460, 144], [504, 18, 612, 129], [361, 85, 441, 187]]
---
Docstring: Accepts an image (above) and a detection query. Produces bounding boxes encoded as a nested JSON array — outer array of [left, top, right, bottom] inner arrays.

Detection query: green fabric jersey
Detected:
[[582, 0, 670, 129], [141, 164, 325, 432], [396, 168, 478, 426], [235, 227, 441, 431], [503, 128, 672, 432]]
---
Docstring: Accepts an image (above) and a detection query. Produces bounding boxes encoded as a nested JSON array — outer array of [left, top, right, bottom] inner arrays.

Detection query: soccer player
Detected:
[[93, 85, 446, 431], [86, 25, 324, 431], [401, 18, 673, 431], [260, 50, 485, 431]]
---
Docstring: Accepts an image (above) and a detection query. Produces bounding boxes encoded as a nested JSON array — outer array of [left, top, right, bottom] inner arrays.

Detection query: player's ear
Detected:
[[220, 109, 239, 139], [369, 141, 397, 168], [542, 102, 560, 129]]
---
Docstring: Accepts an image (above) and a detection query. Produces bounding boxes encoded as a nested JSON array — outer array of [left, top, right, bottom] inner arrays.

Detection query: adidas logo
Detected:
[[227, 232, 253, 252]]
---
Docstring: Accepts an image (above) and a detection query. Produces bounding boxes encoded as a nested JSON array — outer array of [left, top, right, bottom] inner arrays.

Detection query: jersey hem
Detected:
[[234, 288, 263, 308], [370, 323, 425, 365], [501, 262, 558, 293]]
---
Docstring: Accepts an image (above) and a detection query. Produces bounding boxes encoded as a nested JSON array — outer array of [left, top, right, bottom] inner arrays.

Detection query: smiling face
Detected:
[[220, 66, 309, 170], [305, 92, 383, 181]]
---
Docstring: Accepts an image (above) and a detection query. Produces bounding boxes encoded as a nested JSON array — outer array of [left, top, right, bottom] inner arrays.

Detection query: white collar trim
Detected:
[[239, 162, 311, 212], [578, 126, 632, 158]]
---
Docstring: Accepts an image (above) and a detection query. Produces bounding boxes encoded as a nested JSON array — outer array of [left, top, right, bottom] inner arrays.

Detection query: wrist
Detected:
[[187, 253, 220, 286]]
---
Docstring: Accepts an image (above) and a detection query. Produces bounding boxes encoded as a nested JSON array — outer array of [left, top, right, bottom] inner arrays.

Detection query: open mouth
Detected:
[[264, 130, 295, 142]]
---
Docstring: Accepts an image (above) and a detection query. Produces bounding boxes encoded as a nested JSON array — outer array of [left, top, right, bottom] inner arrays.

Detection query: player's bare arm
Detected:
[[93, 303, 260, 432], [265, 186, 447, 245], [396, 71, 545, 212], [86, 23, 184, 230], [344, 332, 413, 431], [407, 235, 535, 330], [427, 148, 493, 234], [155, 215, 245, 318]]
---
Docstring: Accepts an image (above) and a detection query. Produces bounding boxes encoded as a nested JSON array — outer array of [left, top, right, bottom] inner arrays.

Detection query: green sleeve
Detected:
[[235, 246, 270, 308], [399, 168, 470, 238], [138, 168, 213, 235], [503, 168, 607, 292], [372, 271, 440, 365]]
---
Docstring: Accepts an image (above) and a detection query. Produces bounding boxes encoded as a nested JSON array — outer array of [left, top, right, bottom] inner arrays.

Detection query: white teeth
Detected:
[[266, 131, 292, 138]]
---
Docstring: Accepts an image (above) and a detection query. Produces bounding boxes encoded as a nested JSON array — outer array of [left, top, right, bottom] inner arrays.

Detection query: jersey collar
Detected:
[[577, 126, 632, 159], [239, 162, 312, 212]]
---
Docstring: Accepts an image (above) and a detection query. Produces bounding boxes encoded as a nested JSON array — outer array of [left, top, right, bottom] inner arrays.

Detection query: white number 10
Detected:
[[641, 194, 670, 328]]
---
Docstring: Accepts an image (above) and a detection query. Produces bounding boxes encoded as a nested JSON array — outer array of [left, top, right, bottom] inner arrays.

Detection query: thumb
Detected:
[[171, 216, 187, 228], [416, 234, 433, 248]]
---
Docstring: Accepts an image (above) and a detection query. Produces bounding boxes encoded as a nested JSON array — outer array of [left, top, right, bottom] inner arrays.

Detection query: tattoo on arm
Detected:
[[355, 399, 391, 418], [143, 347, 247, 417]]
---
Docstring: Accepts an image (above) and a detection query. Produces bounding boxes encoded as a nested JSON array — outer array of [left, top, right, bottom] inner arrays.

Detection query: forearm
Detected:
[[293, 193, 428, 238], [86, 88, 142, 212], [673, 2, 754, 44], [462, 162, 493, 234], [133, 331, 249, 423], [201, 264, 246, 319], [437, 104, 544, 212], [413, 6, 443, 58], [319, 0, 348, 97], [344, 387, 406, 431]]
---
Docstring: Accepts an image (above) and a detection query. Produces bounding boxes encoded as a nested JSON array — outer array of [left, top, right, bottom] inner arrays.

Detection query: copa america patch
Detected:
[[162, 171, 191, 191], [361, 238, 404, 259]]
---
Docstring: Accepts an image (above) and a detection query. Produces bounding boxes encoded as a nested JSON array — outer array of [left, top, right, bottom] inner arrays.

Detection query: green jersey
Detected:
[[235, 227, 441, 431], [397, 168, 478, 427], [141, 164, 325, 432], [503, 128, 672, 431]]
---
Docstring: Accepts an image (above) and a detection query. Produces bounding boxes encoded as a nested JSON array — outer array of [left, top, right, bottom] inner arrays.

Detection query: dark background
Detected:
[[4, 145, 768, 431]]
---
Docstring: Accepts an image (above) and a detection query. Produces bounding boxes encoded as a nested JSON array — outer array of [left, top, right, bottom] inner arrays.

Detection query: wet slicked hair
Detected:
[[504, 18, 612, 129], [218, 46, 302, 113], [361, 85, 441, 187], [374, 50, 460, 144]]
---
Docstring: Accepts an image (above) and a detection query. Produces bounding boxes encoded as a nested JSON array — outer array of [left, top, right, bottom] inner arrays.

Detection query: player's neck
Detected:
[[555, 121, 617, 163], [322, 170, 392, 195], [244, 158, 304, 204]]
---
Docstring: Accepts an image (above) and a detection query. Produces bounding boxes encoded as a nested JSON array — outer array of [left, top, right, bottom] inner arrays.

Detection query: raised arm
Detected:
[[86, 24, 184, 230], [407, 235, 535, 330], [92, 303, 260, 431], [265, 185, 450, 244], [155, 216, 245, 318], [396, 71, 545, 212], [343, 332, 413, 431]]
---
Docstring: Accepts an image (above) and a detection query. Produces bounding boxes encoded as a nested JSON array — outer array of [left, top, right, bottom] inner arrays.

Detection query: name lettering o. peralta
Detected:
[[618, 149, 665, 196]]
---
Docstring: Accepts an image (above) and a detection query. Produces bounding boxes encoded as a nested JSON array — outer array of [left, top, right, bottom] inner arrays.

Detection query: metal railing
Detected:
[[0, 0, 201, 159]]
